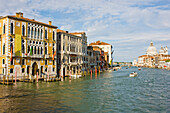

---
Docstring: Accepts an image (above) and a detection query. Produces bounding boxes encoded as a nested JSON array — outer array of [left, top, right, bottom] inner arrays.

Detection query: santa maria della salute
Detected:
[[133, 41, 170, 70], [146, 41, 168, 56]]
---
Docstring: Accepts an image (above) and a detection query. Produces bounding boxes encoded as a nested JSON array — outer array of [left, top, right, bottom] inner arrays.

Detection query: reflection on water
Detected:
[[0, 67, 169, 112]]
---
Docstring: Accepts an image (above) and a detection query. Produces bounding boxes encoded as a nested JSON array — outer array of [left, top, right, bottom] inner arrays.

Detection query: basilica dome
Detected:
[[159, 46, 164, 55], [146, 41, 158, 56]]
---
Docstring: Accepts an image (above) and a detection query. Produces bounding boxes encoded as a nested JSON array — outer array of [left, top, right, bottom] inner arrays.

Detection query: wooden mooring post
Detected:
[[7, 76, 9, 85], [12, 75, 13, 84], [15, 71, 17, 84], [3, 76, 5, 85]]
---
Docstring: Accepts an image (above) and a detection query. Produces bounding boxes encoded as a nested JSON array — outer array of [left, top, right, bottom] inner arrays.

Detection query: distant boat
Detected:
[[71, 75, 82, 78], [138, 68, 141, 70], [129, 72, 138, 77], [108, 69, 112, 72]]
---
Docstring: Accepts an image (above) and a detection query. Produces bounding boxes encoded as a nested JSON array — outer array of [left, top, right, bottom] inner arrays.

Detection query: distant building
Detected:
[[138, 41, 170, 69], [0, 12, 58, 78], [146, 41, 158, 56], [92, 46, 105, 70], [132, 59, 138, 66], [89, 41, 113, 65], [87, 46, 95, 70], [159, 46, 168, 55], [57, 29, 87, 76]]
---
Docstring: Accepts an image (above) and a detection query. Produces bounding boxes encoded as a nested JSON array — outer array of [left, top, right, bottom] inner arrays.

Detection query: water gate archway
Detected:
[[32, 62, 38, 76]]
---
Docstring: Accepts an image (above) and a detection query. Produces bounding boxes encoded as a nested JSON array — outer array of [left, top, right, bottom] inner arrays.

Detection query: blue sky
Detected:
[[0, 0, 170, 62]]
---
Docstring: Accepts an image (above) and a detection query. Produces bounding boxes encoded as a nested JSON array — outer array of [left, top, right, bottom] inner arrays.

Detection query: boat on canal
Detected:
[[129, 72, 138, 77], [138, 68, 141, 70], [71, 75, 82, 78]]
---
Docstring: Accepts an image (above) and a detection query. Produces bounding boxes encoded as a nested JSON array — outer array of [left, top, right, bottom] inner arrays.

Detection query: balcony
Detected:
[[45, 54, 49, 58], [31, 54, 40, 58], [90, 63, 97, 66], [28, 54, 44, 58], [83, 61, 88, 63], [70, 62, 78, 65], [22, 53, 27, 57], [97, 60, 101, 63]]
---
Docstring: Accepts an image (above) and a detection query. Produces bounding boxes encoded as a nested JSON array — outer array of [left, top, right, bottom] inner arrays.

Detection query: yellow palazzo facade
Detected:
[[0, 12, 58, 78]]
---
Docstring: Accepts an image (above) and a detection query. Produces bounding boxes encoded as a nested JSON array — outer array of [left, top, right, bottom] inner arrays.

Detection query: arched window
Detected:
[[37, 29, 39, 39], [45, 30, 47, 39], [3, 24, 5, 34], [31, 27, 33, 38], [10, 23, 14, 34], [38, 47, 40, 54], [53, 31, 55, 40], [22, 44, 25, 53], [27, 66, 30, 74], [41, 47, 43, 54], [34, 28, 37, 39], [45, 47, 47, 54], [2, 59, 5, 64], [34, 46, 36, 54], [27, 46, 30, 53], [28, 27, 30, 37], [3, 44, 5, 54], [22, 25, 25, 36], [40, 29, 43, 39], [31, 46, 33, 55]]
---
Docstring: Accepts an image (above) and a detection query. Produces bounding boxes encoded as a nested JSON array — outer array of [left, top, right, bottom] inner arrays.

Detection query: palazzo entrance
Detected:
[[32, 62, 38, 76]]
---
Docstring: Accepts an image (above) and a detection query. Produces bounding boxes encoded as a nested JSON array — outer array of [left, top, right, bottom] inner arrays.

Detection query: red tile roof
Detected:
[[70, 32, 85, 35], [89, 41, 111, 45], [57, 29, 86, 38], [57, 29, 68, 33], [2, 15, 57, 28], [160, 59, 170, 61]]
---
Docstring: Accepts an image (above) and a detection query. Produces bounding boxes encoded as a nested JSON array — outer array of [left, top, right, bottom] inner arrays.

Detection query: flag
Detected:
[[10, 44, 13, 61], [52, 51, 56, 60], [30, 47, 33, 56]]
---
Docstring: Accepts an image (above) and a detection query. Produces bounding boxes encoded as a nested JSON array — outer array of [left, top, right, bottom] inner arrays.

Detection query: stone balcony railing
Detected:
[[22, 53, 27, 57], [70, 62, 78, 65], [45, 54, 49, 58]]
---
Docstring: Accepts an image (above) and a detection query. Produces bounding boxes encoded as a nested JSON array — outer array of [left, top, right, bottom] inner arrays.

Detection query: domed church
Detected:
[[146, 41, 158, 56], [159, 46, 168, 55], [138, 41, 169, 68]]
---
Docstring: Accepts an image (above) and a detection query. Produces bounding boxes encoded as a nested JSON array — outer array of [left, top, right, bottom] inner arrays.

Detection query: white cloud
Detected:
[[60, 24, 72, 30], [0, 0, 170, 61]]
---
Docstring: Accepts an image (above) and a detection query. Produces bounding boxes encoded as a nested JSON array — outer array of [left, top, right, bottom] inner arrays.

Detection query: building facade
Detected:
[[137, 41, 170, 69], [57, 29, 87, 76], [89, 41, 113, 65], [92, 46, 105, 71], [0, 12, 58, 78]]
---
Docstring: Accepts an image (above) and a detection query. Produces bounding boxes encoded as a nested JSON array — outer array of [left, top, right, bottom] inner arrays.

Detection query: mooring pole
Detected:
[[37, 72, 38, 83], [15, 71, 17, 84]]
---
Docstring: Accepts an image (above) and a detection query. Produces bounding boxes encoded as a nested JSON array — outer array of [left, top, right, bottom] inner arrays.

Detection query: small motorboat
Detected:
[[129, 72, 138, 77], [138, 68, 141, 70], [71, 75, 82, 78]]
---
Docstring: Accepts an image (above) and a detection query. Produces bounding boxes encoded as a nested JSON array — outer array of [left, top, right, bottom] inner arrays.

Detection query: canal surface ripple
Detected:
[[0, 67, 169, 113]]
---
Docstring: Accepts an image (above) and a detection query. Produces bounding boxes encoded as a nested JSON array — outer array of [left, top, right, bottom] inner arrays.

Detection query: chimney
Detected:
[[16, 12, 23, 18], [49, 21, 52, 25]]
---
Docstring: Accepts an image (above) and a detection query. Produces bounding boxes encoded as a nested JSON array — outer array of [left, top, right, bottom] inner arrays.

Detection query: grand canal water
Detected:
[[0, 67, 169, 113]]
